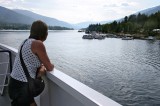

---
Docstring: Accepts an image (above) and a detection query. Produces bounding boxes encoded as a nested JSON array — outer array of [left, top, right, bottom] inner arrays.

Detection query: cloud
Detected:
[[121, 3, 129, 7], [0, 0, 159, 23], [103, 4, 118, 8], [0, 0, 12, 4], [0, 0, 26, 9]]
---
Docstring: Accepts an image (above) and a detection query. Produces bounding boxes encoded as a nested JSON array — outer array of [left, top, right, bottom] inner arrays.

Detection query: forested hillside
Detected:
[[0, 23, 73, 30], [87, 11, 160, 39]]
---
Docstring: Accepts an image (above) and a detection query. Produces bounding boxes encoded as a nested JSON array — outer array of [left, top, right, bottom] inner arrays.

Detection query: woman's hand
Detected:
[[37, 64, 47, 78]]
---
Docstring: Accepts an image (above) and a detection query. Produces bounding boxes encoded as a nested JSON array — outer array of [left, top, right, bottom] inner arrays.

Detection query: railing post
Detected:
[[0, 50, 12, 95]]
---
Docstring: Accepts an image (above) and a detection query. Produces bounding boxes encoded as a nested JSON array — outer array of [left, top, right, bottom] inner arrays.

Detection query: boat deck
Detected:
[[0, 87, 11, 106]]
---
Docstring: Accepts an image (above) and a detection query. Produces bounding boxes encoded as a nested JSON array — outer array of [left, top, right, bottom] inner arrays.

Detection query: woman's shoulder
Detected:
[[32, 40, 44, 47], [32, 40, 45, 50], [31, 40, 45, 53]]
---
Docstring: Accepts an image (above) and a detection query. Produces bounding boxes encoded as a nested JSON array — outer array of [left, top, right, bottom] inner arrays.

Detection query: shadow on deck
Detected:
[[0, 87, 11, 106]]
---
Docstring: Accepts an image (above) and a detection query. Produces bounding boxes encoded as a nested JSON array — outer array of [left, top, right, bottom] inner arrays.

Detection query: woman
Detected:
[[8, 20, 54, 106]]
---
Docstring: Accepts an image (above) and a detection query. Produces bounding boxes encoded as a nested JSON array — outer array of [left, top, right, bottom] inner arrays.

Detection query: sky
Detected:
[[0, 0, 160, 24]]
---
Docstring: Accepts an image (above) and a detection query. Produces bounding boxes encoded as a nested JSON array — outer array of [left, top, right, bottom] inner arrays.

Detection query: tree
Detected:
[[124, 16, 128, 23]]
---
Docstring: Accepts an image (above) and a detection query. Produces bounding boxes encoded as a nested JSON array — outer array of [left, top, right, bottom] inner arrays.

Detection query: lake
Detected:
[[0, 30, 160, 106]]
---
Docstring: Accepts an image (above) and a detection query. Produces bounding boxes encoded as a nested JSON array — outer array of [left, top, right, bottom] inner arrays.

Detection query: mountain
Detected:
[[116, 5, 160, 22], [137, 5, 160, 15], [103, 5, 160, 24], [73, 20, 112, 29], [0, 6, 34, 24], [13, 9, 73, 28], [73, 21, 97, 29], [0, 6, 73, 28], [1, 5, 160, 29]]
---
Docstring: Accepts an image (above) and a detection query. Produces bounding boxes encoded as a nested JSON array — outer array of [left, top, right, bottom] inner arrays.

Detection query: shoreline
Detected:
[[0, 30, 30, 32]]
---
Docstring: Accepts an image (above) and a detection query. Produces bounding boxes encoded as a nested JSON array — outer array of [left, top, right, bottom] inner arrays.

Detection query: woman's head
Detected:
[[29, 20, 48, 41]]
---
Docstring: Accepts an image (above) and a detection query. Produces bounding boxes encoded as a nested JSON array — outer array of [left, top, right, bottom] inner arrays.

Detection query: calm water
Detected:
[[1, 30, 160, 106]]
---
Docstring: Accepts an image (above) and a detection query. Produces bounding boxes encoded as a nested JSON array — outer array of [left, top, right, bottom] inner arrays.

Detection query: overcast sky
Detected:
[[0, 0, 160, 24]]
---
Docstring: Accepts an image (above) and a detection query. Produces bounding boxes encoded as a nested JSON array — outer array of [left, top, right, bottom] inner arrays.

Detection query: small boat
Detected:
[[94, 34, 105, 39], [83, 31, 106, 40], [78, 30, 83, 32], [122, 36, 133, 40], [121, 34, 133, 40], [82, 34, 94, 39], [145, 36, 155, 40]]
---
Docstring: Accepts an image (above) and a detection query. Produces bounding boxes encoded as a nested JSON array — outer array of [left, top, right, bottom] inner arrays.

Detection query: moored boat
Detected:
[[121, 34, 134, 40], [82, 34, 94, 39], [122, 36, 133, 40], [82, 31, 106, 40]]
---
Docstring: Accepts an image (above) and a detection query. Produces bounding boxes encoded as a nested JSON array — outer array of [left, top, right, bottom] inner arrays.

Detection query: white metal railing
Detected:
[[0, 49, 13, 95], [0, 43, 122, 106], [0, 73, 10, 87]]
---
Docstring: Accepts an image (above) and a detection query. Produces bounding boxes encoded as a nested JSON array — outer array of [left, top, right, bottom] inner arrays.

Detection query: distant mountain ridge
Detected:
[[13, 9, 73, 28], [0, 6, 34, 24], [0, 6, 73, 28], [75, 5, 160, 29], [137, 5, 160, 15], [0, 5, 160, 29], [73, 20, 112, 29]]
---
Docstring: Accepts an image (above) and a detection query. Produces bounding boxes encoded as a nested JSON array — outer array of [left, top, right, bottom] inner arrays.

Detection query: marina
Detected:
[[82, 31, 105, 40]]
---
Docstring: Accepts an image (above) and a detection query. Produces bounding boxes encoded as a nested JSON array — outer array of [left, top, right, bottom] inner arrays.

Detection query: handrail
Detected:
[[0, 73, 10, 87], [0, 50, 12, 95], [0, 50, 12, 72]]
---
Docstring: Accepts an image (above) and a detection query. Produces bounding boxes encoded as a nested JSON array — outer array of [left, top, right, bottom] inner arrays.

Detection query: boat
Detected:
[[78, 30, 84, 32], [82, 34, 94, 39], [121, 34, 134, 40], [145, 36, 155, 40], [94, 34, 105, 40], [82, 31, 106, 40], [122, 36, 133, 40], [0, 43, 122, 106]]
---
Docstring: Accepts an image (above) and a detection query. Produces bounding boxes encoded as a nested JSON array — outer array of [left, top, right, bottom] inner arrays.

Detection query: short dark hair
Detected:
[[29, 20, 48, 40]]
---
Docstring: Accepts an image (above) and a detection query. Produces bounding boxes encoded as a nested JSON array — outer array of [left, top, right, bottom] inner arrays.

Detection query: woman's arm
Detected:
[[31, 40, 54, 71]]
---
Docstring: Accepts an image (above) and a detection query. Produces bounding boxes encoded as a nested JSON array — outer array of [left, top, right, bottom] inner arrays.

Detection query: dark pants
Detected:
[[8, 77, 34, 106]]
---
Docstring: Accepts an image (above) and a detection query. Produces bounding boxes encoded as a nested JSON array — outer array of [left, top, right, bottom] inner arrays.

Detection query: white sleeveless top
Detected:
[[11, 39, 41, 82]]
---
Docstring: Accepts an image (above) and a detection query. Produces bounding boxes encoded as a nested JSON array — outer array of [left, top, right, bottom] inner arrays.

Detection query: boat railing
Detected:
[[0, 49, 12, 95]]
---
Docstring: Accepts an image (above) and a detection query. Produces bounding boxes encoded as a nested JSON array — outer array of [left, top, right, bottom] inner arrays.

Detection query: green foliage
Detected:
[[0, 23, 31, 30], [87, 23, 101, 32], [0, 23, 73, 30], [86, 11, 160, 37], [48, 26, 73, 30]]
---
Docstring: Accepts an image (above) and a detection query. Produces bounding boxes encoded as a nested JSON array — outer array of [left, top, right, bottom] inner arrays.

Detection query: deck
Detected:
[[0, 87, 10, 106]]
